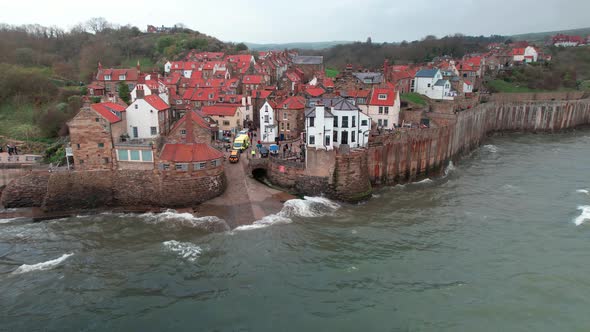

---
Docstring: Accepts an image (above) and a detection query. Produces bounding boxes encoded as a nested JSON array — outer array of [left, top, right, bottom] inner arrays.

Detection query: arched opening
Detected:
[[251, 168, 267, 181]]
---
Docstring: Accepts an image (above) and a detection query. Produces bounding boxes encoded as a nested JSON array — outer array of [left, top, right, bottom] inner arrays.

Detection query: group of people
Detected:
[[0, 144, 18, 155]]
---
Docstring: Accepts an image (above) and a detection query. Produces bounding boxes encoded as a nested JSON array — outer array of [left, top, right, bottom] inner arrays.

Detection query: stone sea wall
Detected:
[[1, 169, 226, 211], [368, 99, 590, 185]]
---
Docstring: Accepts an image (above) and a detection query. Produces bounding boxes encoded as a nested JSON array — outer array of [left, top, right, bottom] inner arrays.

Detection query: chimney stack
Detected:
[[185, 111, 195, 143], [136, 84, 145, 99]]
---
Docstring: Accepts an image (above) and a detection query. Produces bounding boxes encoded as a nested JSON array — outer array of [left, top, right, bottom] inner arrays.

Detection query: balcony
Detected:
[[114, 136, 154, 147]]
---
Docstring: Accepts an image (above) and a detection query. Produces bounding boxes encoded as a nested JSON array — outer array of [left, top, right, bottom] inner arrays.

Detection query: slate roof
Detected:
[[415, 69, 440, 78], [293, 55, 324, 65], [352, 72, 383, 84], [434, 79, 447, 87]]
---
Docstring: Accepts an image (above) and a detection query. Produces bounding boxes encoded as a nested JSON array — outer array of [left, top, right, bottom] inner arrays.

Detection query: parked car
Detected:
[[229, 150, 240, 163], [259, 146, 269, 158]]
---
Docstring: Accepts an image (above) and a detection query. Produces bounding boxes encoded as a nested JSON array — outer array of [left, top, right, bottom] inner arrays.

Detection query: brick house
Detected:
[[90, 63, 140, 98], [68, 103, 127, 170], [275, 96, 306, 140], [166, 110, 217, 144], [242, 75, 264, 93]]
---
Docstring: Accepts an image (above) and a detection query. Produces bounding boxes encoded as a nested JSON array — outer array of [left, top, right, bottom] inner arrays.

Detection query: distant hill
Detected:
[[511, 27, 590, 42], [245, 41, 354, 51]]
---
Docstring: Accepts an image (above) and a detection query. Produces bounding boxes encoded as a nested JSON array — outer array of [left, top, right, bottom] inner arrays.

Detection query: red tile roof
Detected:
[[201, 104, 239, 117], [369, 88, 396, 106], [346, 89, 370, 98], [96, 68, 139, 81], [144, 95, 170, 111], [251, 90, 273, 99], [170, 110, 212, 133], [305, 86, 325, 97], [277, 96, 306, 110], [160, 143, 223, 162], [243, 75, 263, 85], [512, 48, 525, 56], [90, 102, 126, 123]]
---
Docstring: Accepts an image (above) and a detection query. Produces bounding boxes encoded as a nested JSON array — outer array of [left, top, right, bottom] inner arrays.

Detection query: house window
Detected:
[[176, 163, 189, 171], [223, 120, 230, 126], [352, 116, 356, 127], [378, 119, 383, 127], [161, 163, 170, 170], [132, 127, 138, 138], [130, 150, 140, 161], [283, 112, 288, 120], [384, 107, 389, 114], [309, 117, 315, 127], [351, 133, 355, 143], [118, 75, 126, 80], [333, 116, 338, 127], [264, 115, 269, 123], [77, 144, 81, 149], [427, 83, 431, 88], [103, 157, 109, 164], [325, 135, 330, 146], [384, 119, 389, 127], [151, 127, 157, 136], [333, 131, 338, 142], [287, 123, 290, 130], [141, 150, 153, 162], [379, 107, 383, 114], [98, 143, 104, 148], [246, 114, 250, 120], [211, 159, 221, 167], [265, 105, 269, 112], [361, 119, 368, 126], [281, 123, 284, 130], [104, 75, 111, 81], [342, 116, 349, 128], [378, 93, 387, 100], [134, 104, 138, 109], [180, 129, 187, 135], [309, 135, 315, 145], [118, 149, 129, 161], [95, 118, 100, 122]]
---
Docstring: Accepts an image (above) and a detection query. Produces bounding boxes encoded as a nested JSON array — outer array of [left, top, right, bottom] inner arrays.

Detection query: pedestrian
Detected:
[[251, 149, 256, 159], [7, 145, 12, 156], [14, 145, 17, 155]]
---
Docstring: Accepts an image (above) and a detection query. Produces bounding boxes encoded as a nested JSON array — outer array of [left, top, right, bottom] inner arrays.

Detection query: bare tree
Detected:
[[85, 17, 111, 34]]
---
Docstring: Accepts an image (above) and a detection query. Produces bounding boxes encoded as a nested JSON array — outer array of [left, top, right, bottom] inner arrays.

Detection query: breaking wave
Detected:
[[574, 206, 590, 226], [12, 253, 74, 274], [414, 178, 433, 184], [483, 144, 498, 153], [576, 189, 589, 195], [0, 218, 24, 224], [162, 240, 202, 262], [137, 210, 229, 231], [234, 196, 340, 231], [443, 161, 456, 177]]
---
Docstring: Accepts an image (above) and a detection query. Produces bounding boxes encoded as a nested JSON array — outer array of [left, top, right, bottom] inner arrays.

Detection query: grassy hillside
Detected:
[[511, 27, 590, 42]]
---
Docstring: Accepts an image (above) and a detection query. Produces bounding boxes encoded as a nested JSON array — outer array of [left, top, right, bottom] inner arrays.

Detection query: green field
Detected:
[[487, 80, 540, 93], [325, 68, 339, 78], [401, 92, 427, 106]]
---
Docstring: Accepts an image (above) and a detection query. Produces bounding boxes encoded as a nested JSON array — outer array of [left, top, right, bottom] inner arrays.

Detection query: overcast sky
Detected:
[[1, 0, 589, 43]]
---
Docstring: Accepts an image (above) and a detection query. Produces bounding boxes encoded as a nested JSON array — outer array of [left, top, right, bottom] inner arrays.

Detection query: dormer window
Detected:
[[284, 104, 288, 109], [265, 105, 269, 112], [119, 75, 126, 80], [104, 75, 111, 81], [378, 94, 387, 100], [208, 94, 214, 99]]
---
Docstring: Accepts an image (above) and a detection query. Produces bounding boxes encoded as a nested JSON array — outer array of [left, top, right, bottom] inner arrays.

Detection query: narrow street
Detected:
[[195, 147, 294, 229]]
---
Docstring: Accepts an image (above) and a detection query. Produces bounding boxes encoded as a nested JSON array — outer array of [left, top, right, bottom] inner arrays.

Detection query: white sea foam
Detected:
[[0, 218, 23, 224], [483, 144, 498, 153], [414, 178, 433, 184], [234, 196, 340, 232], [576, 189, 589, 195], [12, 253, 74, 274], [574, 206, 590, 226], [443, 161, 456, 177], [139, 210, 228, 229], [162, 240, 202, 262]]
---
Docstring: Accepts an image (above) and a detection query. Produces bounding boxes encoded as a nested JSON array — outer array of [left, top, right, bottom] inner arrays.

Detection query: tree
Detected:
[[85, 17, 111, 34], [235, 42, 248, 52], [118, 82, 130, 104], [366, 37, 372, 44]]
